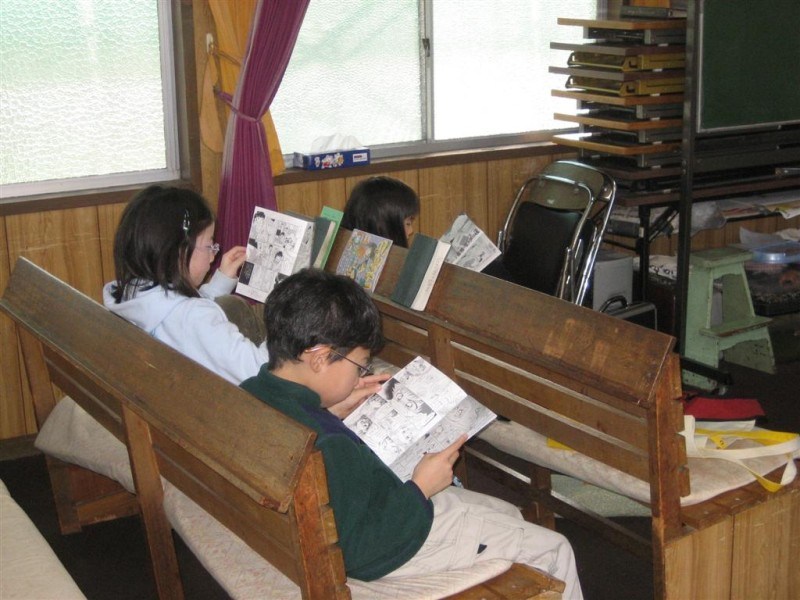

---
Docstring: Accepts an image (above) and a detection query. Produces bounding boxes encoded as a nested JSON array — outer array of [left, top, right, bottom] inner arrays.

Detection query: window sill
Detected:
[[0, 180, 196, 217], [274, 141, 572, 186]]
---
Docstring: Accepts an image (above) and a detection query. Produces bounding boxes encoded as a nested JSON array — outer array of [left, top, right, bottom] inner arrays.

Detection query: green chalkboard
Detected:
[[698, 0, 800, 133]]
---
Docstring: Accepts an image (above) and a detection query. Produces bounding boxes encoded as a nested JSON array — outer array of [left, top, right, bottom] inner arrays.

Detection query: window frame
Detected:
[[0, 0, 200, 216], [280, 0, 603, 163]]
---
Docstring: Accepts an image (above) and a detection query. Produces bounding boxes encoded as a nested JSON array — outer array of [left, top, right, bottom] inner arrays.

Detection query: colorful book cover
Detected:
[[335, 229, 393, 293]]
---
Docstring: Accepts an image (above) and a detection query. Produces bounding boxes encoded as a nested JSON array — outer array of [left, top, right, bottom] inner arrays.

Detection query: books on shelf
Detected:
[[314, 206, 344, 268], [342, 356, 497, 482], [236, 207, 315, 303], [335, 229, 393, 293], [620, 4, 687, 19], [390, 234, 451, 311], [440, 214, 502, 272]]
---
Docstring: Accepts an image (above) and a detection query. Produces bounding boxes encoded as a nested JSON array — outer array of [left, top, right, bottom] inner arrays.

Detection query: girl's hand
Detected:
[[411, 434, 467, 499], [328, 373, 390, 419], [218, 246, 247, 278]]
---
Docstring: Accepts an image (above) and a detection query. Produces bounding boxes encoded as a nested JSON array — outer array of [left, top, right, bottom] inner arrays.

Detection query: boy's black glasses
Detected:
[[329, 348, 373, 377]]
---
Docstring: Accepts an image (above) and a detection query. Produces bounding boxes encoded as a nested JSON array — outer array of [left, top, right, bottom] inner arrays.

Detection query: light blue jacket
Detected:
[[103, 271, 268, 385]]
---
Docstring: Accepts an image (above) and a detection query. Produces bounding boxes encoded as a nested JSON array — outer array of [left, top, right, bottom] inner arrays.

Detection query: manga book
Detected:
[[335, 229, 393, 293], [342, 356, 496, 481]]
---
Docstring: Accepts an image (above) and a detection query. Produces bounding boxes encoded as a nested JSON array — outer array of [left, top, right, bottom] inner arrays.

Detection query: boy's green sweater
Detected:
[[241, 367, 433, 581]]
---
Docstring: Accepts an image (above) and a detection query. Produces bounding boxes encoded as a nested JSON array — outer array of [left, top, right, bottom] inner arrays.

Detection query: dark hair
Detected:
[[341, 176, 420, 247], [111, 185, 215, 302], [264, 269, 384, 369]]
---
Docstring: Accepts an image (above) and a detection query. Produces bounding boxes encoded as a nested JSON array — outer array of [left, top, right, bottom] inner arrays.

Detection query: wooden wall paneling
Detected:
[[4, 207, 105, 302], [690, 227, 726, 253], [418, 165, 471, 237], [316, 177, 349, 212], [97, 203, 128, 285], [0, 215, 9, 294], [343, 170, 421, 215], [275, 178, 347, 217], [463, 162, 489, 237], [0, 215, 30, 438]]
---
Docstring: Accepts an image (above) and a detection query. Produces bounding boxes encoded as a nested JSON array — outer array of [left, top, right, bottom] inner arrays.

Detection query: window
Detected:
[[0, 0, 179, 199], [271, 0, 598, 158]]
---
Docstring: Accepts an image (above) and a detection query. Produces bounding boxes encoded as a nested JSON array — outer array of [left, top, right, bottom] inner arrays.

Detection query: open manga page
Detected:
[[236, 207, 314, 303], [342, 356, 496, 481], [440, 214, 501, 272]]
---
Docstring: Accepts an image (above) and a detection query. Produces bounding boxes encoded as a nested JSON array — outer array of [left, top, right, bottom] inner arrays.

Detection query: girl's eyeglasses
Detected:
[[329, 348, 374, 377], [198, 243, 220, 256]]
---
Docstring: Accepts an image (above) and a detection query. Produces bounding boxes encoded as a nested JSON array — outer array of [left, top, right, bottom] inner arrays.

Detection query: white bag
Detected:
[[681, 415, 800, 492]]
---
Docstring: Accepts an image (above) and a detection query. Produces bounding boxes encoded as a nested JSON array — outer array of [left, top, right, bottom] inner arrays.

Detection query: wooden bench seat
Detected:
[[0, 257, 563, 600], [319, 232, 800, 600]]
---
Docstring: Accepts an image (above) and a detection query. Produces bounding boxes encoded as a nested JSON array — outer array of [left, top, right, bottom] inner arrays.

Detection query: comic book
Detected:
[[236, 207, 314, 303], [335, 229, 393, 293], [342, 356, 496, 481], [440, 214, 501, 272]]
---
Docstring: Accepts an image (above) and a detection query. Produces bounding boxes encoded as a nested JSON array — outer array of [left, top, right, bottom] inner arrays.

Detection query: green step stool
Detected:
[[683, 247, 775, 390]]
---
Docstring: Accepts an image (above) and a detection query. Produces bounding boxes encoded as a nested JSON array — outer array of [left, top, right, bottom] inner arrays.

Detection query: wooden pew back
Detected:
[[325, 231, 800, 599], [327, 232, 689, 595], [2, 257, 566, 600], [329, 234, 687, 516], [0, 258, 348, 599]]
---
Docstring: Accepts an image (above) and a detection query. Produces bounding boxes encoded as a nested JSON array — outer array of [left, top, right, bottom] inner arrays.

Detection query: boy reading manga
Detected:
[[240, 269, 583, 597]]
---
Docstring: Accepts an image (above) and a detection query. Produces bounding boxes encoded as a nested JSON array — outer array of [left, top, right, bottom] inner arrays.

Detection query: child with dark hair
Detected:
[[240, 269, 583, 597], [104, 184, 267, 384], [342, 175, 512, 281], [105, 185, 384, 416], [341, 176, 420, 247]]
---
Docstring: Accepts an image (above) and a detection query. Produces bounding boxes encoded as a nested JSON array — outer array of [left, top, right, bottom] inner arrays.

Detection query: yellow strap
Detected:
[[696, 427, 798, 449], [547, 438, 573, 451]]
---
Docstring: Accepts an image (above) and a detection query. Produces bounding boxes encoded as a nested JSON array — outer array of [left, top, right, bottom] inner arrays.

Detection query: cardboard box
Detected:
[[292, 148, 370, 171]]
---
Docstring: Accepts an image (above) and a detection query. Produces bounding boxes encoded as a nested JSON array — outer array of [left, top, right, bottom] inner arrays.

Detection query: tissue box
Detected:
[[292, 148, 371, 171]]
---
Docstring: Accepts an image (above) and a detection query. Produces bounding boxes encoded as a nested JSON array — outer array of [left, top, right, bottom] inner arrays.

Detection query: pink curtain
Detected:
[[216, 0, 310, 252]]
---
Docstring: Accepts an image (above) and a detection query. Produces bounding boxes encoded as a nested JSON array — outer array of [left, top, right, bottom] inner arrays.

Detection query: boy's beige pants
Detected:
[[385, 486, 583, 600]]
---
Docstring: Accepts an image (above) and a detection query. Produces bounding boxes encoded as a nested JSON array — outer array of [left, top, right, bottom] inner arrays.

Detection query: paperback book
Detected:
[[390, 234, 450, 310], [440, 214, 501, 272], [335, 229, 393, 293], [342, 356, 497, 481], [314, 206, 344, 268], [236, 207, 314, 303]]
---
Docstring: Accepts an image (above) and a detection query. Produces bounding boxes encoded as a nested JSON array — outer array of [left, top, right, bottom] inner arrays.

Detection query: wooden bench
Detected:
[[322, 233, 800, 600], [0, 257, 564, 600]]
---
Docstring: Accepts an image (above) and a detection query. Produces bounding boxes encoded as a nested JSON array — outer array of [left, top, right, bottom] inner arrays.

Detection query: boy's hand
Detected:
[[411, 434, 467, 499], [328, 372, 390, 419], [218, 246, 247, 278]]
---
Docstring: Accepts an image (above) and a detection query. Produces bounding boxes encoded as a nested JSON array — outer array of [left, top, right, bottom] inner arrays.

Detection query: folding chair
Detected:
[[497, 160, 616, 305]]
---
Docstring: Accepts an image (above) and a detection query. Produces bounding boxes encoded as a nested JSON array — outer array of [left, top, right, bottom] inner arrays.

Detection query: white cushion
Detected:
[[478, 419, 796, 506], [35, 398, 510, 599], [0, 479, 86, 600]]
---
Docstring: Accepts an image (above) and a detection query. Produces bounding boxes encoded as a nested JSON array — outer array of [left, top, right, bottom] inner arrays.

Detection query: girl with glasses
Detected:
[[104, 184, 267, 385], [104, 185, 386, 415]]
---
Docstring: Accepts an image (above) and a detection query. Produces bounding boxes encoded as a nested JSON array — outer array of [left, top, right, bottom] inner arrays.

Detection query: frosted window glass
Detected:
[[432, 0, 596, 140], [271, 0, 421, 154], [0, 0, 166, 186]]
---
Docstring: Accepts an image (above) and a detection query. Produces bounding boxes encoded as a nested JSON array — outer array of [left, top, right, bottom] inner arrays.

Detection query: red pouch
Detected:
[[682, 393, 765, 420]]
